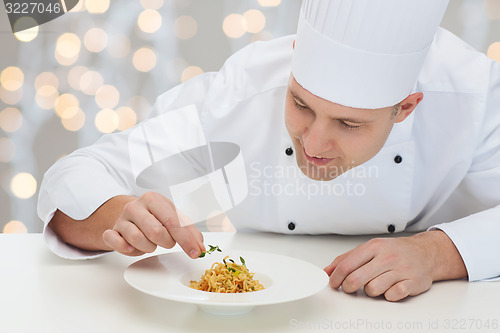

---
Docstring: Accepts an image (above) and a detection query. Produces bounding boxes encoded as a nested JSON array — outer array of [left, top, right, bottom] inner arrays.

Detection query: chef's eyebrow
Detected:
[[289, 88, 368, 124]]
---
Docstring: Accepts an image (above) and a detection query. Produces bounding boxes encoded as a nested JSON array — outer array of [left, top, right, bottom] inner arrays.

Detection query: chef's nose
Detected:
[[302, 120, 334, 156]]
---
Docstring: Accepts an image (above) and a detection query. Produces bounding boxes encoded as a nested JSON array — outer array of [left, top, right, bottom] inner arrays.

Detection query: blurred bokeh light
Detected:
[[10, 173, 37, 199], [3, 220, 28, 233], [35, 85, 59, 110], [61, 108, 86, 132], [13, 17, 39, 42], [95, 85, 120, 109], [223, 14, 247, 39], [1, 67, 24, 92], [79, 70, 104, 95], [174, 16, 198, 40], [35, 72, 59, 90], [138, 9, 163, 33], [181, 66, 204, 83], [85, 0, 110, 14], [116, 106, 137, 131], [0, 107, 23, 132], [133, 47, 157, 72], [140, 0, 164, 10], [95, 108, 119, 133], [243, 9, 266, 33], [84, 28, 108, 53], [55, 33, 81, 66], [258, 0, 282, 7]]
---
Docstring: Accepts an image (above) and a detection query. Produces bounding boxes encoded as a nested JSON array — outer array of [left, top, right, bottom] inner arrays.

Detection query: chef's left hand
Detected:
[[324, 230, 468, 301]]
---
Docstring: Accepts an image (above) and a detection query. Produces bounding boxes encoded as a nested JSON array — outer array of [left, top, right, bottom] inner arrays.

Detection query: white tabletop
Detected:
[[2, 232, 499, 333]]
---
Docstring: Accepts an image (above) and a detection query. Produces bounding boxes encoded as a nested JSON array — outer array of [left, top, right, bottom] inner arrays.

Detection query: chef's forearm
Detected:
[[48, 195, 136, 252]]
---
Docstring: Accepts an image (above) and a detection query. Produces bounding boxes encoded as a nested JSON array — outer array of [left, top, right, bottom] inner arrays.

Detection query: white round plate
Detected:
[[124, 250, 329, 315]]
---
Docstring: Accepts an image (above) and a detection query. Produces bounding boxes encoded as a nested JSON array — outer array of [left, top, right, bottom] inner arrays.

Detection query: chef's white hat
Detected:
[[291, 0, 449, 109]]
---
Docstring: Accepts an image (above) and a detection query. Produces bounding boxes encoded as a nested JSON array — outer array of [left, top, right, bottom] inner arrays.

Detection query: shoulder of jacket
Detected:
[[208, 35, 295, 105], [417, 28, 492, 95]]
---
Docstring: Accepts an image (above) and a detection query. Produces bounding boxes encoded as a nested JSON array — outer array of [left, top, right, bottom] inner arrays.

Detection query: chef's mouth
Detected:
[[303, 147, 335, 166]]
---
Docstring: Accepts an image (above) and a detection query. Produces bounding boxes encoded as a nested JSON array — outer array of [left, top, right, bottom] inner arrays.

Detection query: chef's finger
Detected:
[[363, 271, 398, 297], [102, 229, 145, 256], [114, 220, 157, 254], [324, 250, 353, 275], [141, 192, 205, 258], [141, 220, 177, 250], [175, 224, 205, 257], [383, 274, 432, 301], [329, 247, 375, 289], [383, 280, 413, 302], [121, 200, 176, 250], [340, 259, 389, 294], [161, 213, 204, 259]]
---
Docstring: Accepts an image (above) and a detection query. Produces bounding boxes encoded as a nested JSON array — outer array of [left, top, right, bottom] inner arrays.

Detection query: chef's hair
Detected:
[[392, 103, 401, 116]]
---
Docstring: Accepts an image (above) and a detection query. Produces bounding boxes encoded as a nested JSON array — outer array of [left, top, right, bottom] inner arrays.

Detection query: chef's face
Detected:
[[285, 75, 417, 181]]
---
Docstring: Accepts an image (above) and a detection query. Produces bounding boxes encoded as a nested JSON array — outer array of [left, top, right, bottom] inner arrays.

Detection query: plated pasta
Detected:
[[190, 255, 265, 293]]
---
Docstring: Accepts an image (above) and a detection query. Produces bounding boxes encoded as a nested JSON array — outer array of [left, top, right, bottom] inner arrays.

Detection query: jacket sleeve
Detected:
[[430, 60, 500, 281], [37, 76, 215, 259]]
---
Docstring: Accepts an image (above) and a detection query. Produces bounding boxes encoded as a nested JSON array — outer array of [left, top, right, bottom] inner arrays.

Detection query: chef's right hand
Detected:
[[102, 192, 205, 258]]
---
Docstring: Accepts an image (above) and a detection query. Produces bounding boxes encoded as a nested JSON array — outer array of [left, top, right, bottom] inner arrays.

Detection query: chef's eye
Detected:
[[339, 121, 361, 130], [293, 98, 308, 111]]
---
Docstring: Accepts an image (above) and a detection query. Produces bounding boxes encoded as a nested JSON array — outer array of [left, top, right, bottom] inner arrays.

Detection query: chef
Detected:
[[38, 0, 500, 301]]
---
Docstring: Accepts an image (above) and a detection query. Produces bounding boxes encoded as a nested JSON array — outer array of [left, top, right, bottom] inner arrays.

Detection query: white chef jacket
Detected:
[[38, 28, 500, 282]]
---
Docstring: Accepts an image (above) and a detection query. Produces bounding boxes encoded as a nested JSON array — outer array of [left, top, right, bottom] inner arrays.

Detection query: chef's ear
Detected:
[[394, 92, 423, 123]]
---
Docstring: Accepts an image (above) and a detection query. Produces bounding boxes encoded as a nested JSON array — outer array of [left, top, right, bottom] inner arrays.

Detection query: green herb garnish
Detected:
[[198, 247, 249, 277], [223, 256, 247, 276], [198, 245, 222, 258]]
